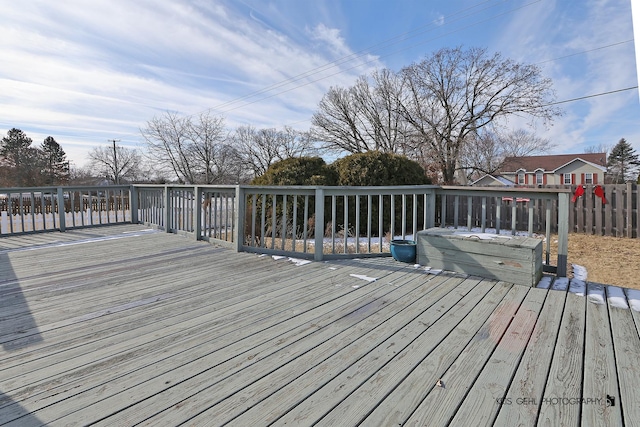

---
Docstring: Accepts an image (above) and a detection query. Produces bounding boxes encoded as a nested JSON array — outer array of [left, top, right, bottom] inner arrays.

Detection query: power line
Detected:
[[546, 86, 638, 106], [200, 0, 546, 118], [198, 0, 512, 116], [536, 39, 633, 65]]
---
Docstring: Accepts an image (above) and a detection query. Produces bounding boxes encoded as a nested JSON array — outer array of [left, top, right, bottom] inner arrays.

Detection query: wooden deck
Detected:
[[1, 224, 639, 426]]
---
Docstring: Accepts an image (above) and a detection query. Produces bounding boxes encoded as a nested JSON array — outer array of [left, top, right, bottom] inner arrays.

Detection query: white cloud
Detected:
[[492, 0, 639, 153], [0, 0, 380, 166]]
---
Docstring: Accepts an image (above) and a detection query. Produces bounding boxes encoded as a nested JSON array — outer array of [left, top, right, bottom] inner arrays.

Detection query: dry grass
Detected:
[[547, 233, 640, 290]]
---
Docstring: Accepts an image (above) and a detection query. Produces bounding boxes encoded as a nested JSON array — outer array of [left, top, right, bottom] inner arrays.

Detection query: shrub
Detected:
[[331, 151, 430, 186], [251, 157, 337, 186], [330, 152, 431, 235]]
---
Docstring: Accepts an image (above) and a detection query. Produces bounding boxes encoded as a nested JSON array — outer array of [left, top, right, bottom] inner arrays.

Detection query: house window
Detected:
[[585, 173, 593, 184], [536, 172, 543, 185], [563, 174, 572, 185], [517, 172, 525, 185]]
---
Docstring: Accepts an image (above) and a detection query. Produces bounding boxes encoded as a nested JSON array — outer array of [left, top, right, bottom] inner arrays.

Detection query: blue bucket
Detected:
[[390, 240, 417, 263]]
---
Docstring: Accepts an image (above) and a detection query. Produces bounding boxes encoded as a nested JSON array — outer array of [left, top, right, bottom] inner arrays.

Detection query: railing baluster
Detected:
[[331, 195, 336, 254], [303, 195, 309, 253], [355, 195, 360, 254], [343, 195, 348, 254], [281, 195, 287, 251], [367, 194, 372, 252], [467, 196, 472, 231], [390, 194, 395, 240], [30, 191, 36, 231], [511, 201, 517, 235], [261, 194, 266, 248], [453, 195, 459, 229], [495, 197, 501, 234], [271, 194, 277, 250], [378, 194, 383, 253], [412, 194, 418, 238], [401, 194, 406, 239], [292, 196, 298, 252], [251, 194, 257, 247]]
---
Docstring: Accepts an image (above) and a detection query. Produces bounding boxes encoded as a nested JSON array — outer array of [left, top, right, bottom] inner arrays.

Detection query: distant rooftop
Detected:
[[501, 153, 607, 172]]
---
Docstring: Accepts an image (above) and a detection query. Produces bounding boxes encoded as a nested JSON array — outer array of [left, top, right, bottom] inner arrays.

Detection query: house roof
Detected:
[[470, 174, 515, 186], [501, 153, 607, 173]]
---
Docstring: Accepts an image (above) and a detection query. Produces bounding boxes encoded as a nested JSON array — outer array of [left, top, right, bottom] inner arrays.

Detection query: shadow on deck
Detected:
[[0, 224, 638, 426]]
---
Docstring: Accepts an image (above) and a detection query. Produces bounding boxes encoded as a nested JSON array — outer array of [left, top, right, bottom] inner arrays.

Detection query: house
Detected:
[[470, 174, 515, 187], [471, 153, 607, 186]]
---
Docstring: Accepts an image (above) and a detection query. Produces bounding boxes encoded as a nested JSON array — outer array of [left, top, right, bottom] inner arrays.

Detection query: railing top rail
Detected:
[[438, 186, 572, 198], [133, 184, 239, 189], [0, 185, 132, 193]]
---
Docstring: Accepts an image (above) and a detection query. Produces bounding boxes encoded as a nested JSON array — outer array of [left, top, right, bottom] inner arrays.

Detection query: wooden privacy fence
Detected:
[[568, 183, 638, 238], [446, 184, 638, 238]]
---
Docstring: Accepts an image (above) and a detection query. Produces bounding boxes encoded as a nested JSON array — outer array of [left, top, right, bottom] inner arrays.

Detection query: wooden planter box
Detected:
[[416, 228, 543, 286]]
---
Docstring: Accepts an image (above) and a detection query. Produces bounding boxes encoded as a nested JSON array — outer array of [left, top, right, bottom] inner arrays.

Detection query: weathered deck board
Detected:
[[403, 284, 530, 426], [358, 280, 514, 426], [447, 287, 548, 427], [537, 291, 586, 427], [493, 289, 566, 426], [608, 299, 640, 425], [581, 283, 622, 426], [0, 224, 638, 426], [41, 264, 421, 424]]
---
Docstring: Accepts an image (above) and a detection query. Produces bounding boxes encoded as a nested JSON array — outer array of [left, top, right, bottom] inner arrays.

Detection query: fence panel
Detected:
[[0, 186, 131, 235]]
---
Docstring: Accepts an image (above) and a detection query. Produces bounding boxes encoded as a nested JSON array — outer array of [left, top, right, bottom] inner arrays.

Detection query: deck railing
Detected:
[[0, 184, 570, 276], [0, 185, 133, 233]]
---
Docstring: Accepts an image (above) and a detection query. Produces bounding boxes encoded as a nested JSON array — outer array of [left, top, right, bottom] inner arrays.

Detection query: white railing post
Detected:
[[557, 191, 569, 277], [194, 186, 202, 241], [56, 187, 66, 232], [234, 186, 245, 251], [426, 189, 436, 229], [163, 186, 171, 233], [130, 185, 139, 224], [314, 187, 325, 261]]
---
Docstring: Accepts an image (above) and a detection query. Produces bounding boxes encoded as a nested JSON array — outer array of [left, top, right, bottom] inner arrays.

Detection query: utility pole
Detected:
[[108, 139, 121, 184]]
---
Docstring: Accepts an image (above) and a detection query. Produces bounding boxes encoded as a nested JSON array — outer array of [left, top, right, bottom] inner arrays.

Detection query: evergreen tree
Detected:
[[40, 136, 70, 185], [607, 138, 640, 183], [0, 128, 40, 186]]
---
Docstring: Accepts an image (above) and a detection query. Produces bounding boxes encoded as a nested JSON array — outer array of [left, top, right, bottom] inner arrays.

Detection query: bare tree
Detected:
[[88, 144, 142, 184], [232, 125, 317, 177], [398, 47, 560, 183], [311, 69, 410, 154], [141, 111, 197, 183], [141, 111, 241, 184], [186, 112, 230, 183], [584, 143, 610, 155], [460, 128, 555, 182]]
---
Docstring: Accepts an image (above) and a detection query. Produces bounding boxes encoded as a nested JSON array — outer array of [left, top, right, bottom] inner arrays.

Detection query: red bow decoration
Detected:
[[572, 185, 584, 203], [594, 185, 607, 204]]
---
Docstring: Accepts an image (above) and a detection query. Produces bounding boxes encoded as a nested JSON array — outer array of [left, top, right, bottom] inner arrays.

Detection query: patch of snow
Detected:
[[607, 286, 629, 309], [453, 232, 512, 240], [328, 267, 337, 270], [569, 279, 586, 296], [552, 277, 569, 291], [426, 269, 442, 275], [272, 255, 286, 261], [626, 289, 640, 311], [352, 285, 360, 289], [349, 274, 377, 282], [536, 276, 552, 289], [289, 257, 311, 266], [587, 284, 606, 305], [572, 264, 588, 281]]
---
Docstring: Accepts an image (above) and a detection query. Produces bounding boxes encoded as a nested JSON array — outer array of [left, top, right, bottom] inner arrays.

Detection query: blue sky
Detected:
[[1, 0, 638, 168]]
